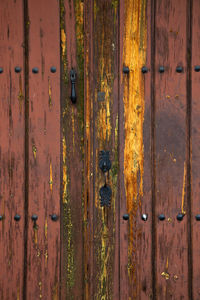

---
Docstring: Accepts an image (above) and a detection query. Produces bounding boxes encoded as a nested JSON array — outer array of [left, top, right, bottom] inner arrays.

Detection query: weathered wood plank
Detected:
[[154, 0, 188, 298], [60, 0, 84, 298], [83, 1, 120, 299], [26, 1, 60, 298], [119, 0, 150, 299], [191, 0, 200, 298], [0, 0, 25, 298]]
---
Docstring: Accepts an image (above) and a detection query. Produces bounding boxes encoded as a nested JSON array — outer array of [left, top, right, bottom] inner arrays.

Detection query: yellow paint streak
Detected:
[[32, 145, 37, 159], [45, 217, 48, 240], [17, 287, 20, 300], [53, 282, 59, 300], [34, 227, 38, 245], [181, 162, 186, 214], [63, 136, 68, 204], [48, 77, 52, 108], [123, 0, 147, 286], [61, 29, 66, 58], [49, 162, 53, 192]]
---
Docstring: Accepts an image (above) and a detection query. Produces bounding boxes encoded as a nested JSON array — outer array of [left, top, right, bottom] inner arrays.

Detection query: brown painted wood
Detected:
[[26, 0, 60, 298], [60, 0, 84, 299], [154, 0, 189, 298], [191, 0, 200, 299], [0, 1, 25, 299]]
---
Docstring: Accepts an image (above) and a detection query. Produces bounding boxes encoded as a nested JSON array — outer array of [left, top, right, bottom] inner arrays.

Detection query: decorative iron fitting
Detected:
[[70, 68, 77, 103], [99, 150, 111, 173], [99, 184, 112, 207]]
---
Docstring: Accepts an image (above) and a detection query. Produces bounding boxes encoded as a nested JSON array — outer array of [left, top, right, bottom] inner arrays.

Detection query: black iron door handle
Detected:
[[70, 69, 76, 103]]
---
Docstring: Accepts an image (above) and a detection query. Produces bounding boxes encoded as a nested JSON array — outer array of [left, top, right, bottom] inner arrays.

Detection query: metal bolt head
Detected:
[[176, 66, 183, 73], [141, 214, 148, 221], [141, 66, 148, 73], [123, 214, 129, 221], [14, 214, 21, 221], [0, 68, 3, 74], [158, 214, 165, 221], [123, 66, 130, 74], [177, 213, 184, 221], [159, 66, 165, 73], [51, 214, 58, 221], [0, 215, 3, 221], [194, 65, 200, 72], [32, 67, 39, 74], [50, 66, 56, 73], [15, 66, 21, 73], [195, 214, 200, 221], [31, 214, 38, 221]]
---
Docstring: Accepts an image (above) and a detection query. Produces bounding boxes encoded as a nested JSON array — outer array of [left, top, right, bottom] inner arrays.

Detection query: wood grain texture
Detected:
[[60, 0, 84, 299], [191, 0, 200, 299], [154, 0, 188, 298], [119, 0, 150, 299], [26, 0, 60, 298], [85, 0, 120, 299], [0, 0, 25, 299]]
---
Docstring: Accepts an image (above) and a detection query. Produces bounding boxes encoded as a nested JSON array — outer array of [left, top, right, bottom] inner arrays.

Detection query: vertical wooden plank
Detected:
[[191, 0, 200, 299], [0, 1, 25, 299], [154, 0, 188, 298], [60, 0, 84, 298], [119, 0, 150, 299], [26, 1, 60, 298], [84, 0, 120, 299], [84, 0, 95, 299]]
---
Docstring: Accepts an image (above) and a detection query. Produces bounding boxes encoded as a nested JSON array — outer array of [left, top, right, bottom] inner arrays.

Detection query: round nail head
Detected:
[[194, 65, 200, 72], [141, 214, 148, 221], [123, 214, 129, 221], [31, 214, 38, 221], [14, 214, 21, 221], [32, 67, 39, 74], [0, 215, 3, 221], [195, 214, 200, 221], [15, 66, 21, 73], [51, 214, 58, 221], [159, 66, 165, 73], [176, 66, 183, 73], [123, 66, 130, 74], [141, 66, 148, 74], [0, 68, 3, 74], [158, 214, 165, 221], [50, 66, 56, 73], [177, 213, 184, 221]]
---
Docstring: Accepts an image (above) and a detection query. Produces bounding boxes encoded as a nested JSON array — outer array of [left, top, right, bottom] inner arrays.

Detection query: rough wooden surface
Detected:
[[0, 0, 25, 299], [26, 0, 60, 298]]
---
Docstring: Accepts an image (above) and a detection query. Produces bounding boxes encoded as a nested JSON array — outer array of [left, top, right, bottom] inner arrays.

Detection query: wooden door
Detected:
[[0, 0, 200, 299]]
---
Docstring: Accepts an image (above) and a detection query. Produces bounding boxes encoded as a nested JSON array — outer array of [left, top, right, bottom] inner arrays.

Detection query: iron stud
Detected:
[[14, 214, 21, 221], [0, 215, 3, 221], [0, 68, 3, 73], [141, 214, 148, 221], [176, 66, 183, 73], [177, 213, 184, 221], [123, 66, 129, 74], [31, 214, 38, 221], [141, 66, 148, 73], [123, 214, 129, 221], [195, 214, 200, 221], [15, 66, 21, 73], [158, 214, 165, 221], [32, 67, 39, 74], [194, 65, 200, 72], [50, 66, 56, 73], [159, 66, 165, 73], [51, 214, 58, 221]]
